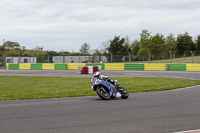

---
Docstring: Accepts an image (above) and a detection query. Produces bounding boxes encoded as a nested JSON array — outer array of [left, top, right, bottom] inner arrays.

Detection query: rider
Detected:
[[91, 71, 118, 90]]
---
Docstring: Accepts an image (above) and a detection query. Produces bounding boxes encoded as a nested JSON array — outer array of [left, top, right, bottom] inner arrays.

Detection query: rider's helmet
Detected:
[[93, 71, 100, 78]]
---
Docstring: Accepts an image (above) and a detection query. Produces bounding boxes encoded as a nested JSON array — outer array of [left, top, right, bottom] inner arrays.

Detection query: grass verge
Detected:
[[0, 75, 200, 100], [0, 66, 5, 69]]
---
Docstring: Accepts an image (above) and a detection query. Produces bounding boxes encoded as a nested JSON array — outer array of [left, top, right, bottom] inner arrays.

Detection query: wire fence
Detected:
[[1, 52, 200, 67], [100, 53, 200, 64]]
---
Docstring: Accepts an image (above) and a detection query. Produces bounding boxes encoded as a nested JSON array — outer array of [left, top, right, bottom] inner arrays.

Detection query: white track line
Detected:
[[173, 129, 200, 133]]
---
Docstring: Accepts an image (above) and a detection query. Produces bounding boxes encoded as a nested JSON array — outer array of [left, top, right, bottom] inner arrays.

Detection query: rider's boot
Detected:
[[91, 86, 94, 90], [116, 84, 127, 93]]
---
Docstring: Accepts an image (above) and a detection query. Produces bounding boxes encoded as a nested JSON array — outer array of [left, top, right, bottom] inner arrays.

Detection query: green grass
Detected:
[[126, 55, 200, 64], [0, 75, 200, 100]]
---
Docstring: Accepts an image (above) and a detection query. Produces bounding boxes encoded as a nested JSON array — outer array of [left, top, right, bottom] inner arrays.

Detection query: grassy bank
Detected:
[[0, 75, 200, 100], [125, 55, 200, 64]]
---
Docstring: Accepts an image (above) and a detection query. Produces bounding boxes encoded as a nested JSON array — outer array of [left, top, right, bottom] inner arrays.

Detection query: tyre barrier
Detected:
[[104, 63, 124, 70], [68, 63, 86, 70], [186, 64, 200, 71], [6, 63, 200, 71], [42, 63, 55, 70], [144, 64, 166, 71], [78, 66, 101, 74], [167, 64, 186, 71]]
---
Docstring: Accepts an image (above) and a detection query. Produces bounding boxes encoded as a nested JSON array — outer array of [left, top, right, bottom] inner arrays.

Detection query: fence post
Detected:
[[46, 53, 50, 63], [128, 52, 131, 63], [63, 55, 65, 63], [169, 51, 172, 63], [17, 53, 21, 63], [32, 53, 34, 63], [62, 53, 65, 63], [147, 51, 150, 63], [190, 51, 193, 64], [11, 55, 13, 64]]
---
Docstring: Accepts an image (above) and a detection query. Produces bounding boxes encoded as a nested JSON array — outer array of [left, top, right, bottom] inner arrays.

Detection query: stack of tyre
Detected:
[[79, 66, 101, 74]]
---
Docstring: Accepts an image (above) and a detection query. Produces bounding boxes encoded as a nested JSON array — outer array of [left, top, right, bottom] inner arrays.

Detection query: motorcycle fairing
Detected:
[[97, 81, 117, 98]]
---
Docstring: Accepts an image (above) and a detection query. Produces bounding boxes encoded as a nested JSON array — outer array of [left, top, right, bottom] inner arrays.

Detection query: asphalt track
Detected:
[[0, 69, 200, 79], [0, 70, 200, 133]]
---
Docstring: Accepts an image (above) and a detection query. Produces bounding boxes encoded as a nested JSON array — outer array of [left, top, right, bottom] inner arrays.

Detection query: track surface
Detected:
[[0, 70, 200, 133], [0, 69, 200, 79]]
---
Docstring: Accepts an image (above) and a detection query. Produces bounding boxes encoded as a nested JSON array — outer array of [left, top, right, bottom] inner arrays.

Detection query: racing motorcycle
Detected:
[[91, 77, 129, 100]]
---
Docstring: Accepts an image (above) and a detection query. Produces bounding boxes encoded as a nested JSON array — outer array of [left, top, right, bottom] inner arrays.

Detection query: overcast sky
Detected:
[[1, 0, 200, 52]]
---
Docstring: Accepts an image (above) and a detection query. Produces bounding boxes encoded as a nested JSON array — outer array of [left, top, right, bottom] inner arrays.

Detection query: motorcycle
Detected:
[[91, 77, 129, 100]]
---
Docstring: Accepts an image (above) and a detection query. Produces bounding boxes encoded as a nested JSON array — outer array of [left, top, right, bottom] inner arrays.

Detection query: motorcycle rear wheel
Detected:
[[96, 86, 110, 100]]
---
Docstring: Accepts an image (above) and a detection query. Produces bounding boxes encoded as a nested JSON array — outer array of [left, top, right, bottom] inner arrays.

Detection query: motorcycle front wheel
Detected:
[[119, 88, 129, 99], [96, 86, 110, 100]]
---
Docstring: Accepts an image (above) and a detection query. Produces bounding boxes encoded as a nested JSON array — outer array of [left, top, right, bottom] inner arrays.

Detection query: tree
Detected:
[[93, 49, 102, 55], [139, 30, 167, 55], [195, 35, 200, 53], [130, 40, 141, 55], [165, 33, 177, 54], [23, 50, 35, 56], [79, 42, 91, 55], [136, 47, 151, 61], [124, 36, 131, 53], [176, 32, 194, 54], [107, 36, 125, 55], [140, 29, 152, 48], [33, 46, 46, 63], [93, 41, 109, 55], [0, 45, 5, 56], [151, 33, 166, 55], [137, 29, 153, 57], [0, 41, 25, 56], [3, 41, 21, 50], [101, 41, 109, 55]]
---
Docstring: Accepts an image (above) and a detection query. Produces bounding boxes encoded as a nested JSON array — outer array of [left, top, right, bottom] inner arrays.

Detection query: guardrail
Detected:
[[6, 63, 200, 71]]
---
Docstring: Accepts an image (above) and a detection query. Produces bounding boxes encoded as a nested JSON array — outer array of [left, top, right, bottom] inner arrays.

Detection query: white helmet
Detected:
[[93, 71, 100, 77]]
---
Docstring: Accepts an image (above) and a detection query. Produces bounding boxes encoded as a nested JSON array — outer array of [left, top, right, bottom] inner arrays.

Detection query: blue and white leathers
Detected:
[[92, 77, 117, 98]]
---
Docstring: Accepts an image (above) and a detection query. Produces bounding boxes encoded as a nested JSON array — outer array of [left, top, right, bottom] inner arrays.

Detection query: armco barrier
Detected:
[[86, 63, 105, 70], [42, 63, 55, 70], [144, 64, 166, 71], [186, 64, 200, 71], [55, 64, 67, 70], [31, 63, 42, 70], [167, 64, 186, 71], [105, 63, 124, 70], [67, 63, 86, 70], [19, 64, 31, 70], [125, 64, 144, 70]]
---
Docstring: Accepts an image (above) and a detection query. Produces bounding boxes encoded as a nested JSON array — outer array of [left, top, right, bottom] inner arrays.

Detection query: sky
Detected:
[[0, 0, 200, 52]]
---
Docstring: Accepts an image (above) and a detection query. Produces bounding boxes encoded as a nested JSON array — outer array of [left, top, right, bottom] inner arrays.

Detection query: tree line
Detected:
[[0, 41, 79, 63], [105, 30, 200, 56], [1, 29, 200, 62], [80, 30, 200, 58]]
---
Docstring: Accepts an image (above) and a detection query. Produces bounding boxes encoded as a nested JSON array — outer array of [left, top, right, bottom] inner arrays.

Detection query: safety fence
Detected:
[[6, 63, 200, 71]]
